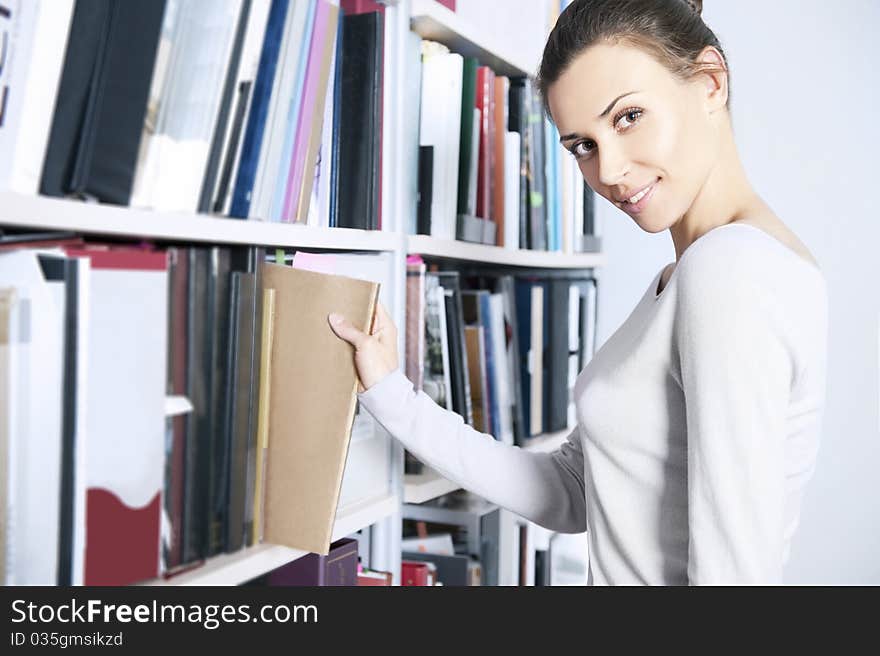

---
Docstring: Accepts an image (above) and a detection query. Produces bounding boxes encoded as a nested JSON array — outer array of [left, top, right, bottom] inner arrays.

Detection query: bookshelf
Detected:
[[149, 493, 398, 586], [409, 0, 534, 77], [404, 426, 575, 504], [408, 235, 605, 269], [0, 191, 400, 252], [1, 0, 600, 587]]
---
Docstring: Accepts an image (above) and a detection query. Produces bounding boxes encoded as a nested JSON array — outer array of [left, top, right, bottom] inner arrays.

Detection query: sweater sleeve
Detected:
[[674, 248, 792, 584], [357, 369, 587, 533]]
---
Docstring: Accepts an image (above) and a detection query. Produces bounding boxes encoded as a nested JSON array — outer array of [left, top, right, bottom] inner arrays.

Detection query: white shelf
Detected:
[[410, 0, 535, 77], [403, 426, 575, 505], [408, 235, 604, 269], [149, 493, 398, 586], [405, 466, 461, 504], [0, 192, 401, 252]]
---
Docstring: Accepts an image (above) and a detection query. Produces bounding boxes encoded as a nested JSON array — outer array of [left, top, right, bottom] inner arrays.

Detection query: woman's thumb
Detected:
[[328, 312, 367, 349]]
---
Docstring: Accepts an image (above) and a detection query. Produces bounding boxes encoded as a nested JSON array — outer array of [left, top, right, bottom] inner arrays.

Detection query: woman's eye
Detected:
[[571, 141, 595, 159], [615, 108, 643, 130]]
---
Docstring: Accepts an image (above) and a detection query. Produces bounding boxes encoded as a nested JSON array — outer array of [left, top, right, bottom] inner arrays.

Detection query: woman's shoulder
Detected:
[[672, 220, 828, 332], [677, 220, 826, 291]]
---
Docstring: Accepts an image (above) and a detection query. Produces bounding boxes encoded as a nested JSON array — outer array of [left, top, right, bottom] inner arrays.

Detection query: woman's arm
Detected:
[[329, 301, 586, 533], [674, 243, 791, 584], [358, 368, 587, 534]]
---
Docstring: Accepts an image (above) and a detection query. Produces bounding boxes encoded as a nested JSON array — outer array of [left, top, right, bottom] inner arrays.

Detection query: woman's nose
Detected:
[[596, 146, 629, 188]]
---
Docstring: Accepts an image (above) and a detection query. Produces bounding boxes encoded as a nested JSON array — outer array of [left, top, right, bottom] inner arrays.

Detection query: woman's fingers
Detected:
[[327, 312, 368, 350], [373, 302, 396, 341]]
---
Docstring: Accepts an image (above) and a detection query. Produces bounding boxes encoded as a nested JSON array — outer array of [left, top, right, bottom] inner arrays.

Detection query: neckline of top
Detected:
[[652, 222, 824, 301]]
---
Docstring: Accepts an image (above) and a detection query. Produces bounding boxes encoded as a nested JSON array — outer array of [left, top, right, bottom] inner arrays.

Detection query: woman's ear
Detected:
[[695, 45, 729, 112]]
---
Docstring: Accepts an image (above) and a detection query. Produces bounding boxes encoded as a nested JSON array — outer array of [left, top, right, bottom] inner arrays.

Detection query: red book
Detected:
[[357, 568, 393, 586], [493, 76, 509, 245], [401, 560, 431, 586], [435, 0, 456, 10], [63, 246, 169, 585], [475, 66, 495, 227]]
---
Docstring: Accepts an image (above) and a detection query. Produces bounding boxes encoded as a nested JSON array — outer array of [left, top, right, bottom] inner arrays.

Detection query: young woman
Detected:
[[328, 0, 828, 585]]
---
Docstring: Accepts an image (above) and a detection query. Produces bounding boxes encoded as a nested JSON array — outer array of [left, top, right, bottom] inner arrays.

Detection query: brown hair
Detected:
[[537, 0, 730, 117]]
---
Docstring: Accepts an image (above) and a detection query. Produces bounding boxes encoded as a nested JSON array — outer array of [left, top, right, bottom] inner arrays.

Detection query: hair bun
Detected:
[[684, 0, 703, 15]]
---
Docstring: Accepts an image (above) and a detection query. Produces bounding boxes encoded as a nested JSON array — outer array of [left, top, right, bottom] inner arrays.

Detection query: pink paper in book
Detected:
[[291, 251, 339, 275], [282, 0, 331, 221]]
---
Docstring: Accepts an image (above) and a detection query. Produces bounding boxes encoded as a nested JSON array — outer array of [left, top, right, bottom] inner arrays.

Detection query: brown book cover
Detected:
[[464, 325, 489, 434], [260, 263, 378, 555]]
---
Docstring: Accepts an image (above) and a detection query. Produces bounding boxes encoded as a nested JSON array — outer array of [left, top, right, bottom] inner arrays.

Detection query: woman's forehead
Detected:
[[548, 42, 674, 124]]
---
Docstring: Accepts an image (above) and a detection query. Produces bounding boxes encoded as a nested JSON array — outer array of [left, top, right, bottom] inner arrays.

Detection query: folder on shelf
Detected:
[[62, 246, 169, 586], [260, 263, 378, 555]]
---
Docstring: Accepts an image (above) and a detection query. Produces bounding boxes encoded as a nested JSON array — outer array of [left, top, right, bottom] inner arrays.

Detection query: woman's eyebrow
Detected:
[[559, 90, 641, 142], [598, 90, 639, 118]]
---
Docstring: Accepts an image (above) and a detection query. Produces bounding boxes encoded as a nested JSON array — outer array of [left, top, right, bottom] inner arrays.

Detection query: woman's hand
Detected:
[[328, 301, 399, 393]]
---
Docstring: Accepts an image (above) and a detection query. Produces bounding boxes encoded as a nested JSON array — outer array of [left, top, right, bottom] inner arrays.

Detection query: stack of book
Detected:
[[0, 0, 388, 230], [404, 256, 598, 453], [0, 238, 389, 585], [410, 35, 600, 252]]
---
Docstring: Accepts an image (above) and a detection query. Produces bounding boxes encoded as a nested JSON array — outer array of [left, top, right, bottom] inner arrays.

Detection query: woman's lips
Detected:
[[619, 178, 659, 214]]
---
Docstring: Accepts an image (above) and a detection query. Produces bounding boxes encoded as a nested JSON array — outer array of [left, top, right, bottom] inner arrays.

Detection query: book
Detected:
[[230, 0, 291, 218], [0, 251, 66, 584], [0, 288, 14, 585], [256, 0, 314, 222], [357, 567, 392, 586], [251, 288, 276, 545], [464, 325, 489, 433], [401, 560, 434, 586], [130, 0, 242, 213], [40, 0, 167, 205], [266, 537, 359, 586], [62, 247, 169, 585], [260, 263, 378, 555], [0, 0, 74, 194], [402, 550, 473, 586], [334, 10, 384, 230], [493, 76, 509, 246], [38, 253, 89, 586], [405, 256, 427, 392]]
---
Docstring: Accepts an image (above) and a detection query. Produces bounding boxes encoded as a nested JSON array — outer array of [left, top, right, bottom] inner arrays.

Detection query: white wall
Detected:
[[594, 0, 880, 583]]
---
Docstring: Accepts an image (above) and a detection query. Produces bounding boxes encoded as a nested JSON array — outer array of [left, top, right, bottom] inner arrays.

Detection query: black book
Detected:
[[225, 272, 250, 552], [417, 145, 434, 235], [535, 548, 552, 586], [242, 248, 264, 547], [40, 0, 166, 205], [328, 11, 345, 228], [199, 0, 252, 214], [335, 11, 383, 230], [37, 254, 82, 585], [164, 247, 189, 571], [212, 81, 253, 215], [435, 272, 474, 427], [508, 79, 530, 251], [526, 82, 548, 251], [183, 248, 211, 564], [547, 279, 570, 433], [499, 275, 526, 445]]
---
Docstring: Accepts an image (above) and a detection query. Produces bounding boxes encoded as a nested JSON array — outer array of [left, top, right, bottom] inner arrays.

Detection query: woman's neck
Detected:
[[670, 116, 765, 261]]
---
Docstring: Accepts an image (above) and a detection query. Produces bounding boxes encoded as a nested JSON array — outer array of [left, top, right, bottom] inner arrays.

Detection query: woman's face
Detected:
[[547, 42, 721, 233]]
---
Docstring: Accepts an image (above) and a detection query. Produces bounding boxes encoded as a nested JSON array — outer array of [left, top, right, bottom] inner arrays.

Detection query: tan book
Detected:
[[261, 263, 379, 555], [252, 288, 276, 545], [465, 325, 487, 434]]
